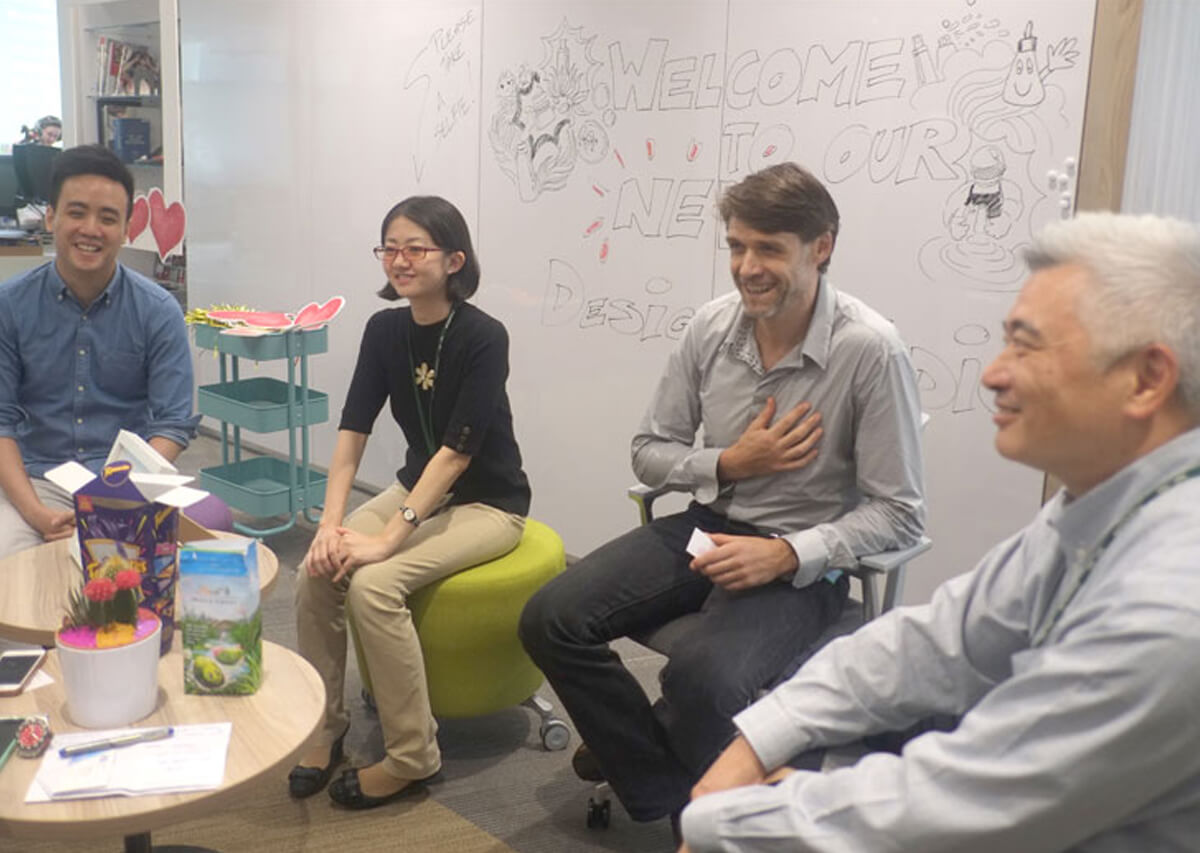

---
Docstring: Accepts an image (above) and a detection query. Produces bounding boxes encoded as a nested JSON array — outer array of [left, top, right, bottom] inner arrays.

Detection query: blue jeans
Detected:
[[519, 503, 848, 821]]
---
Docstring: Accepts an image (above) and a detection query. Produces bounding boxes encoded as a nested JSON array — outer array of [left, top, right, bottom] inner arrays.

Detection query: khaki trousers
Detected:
[[295, 484, 524, 780], [0, 478, 74, 560]]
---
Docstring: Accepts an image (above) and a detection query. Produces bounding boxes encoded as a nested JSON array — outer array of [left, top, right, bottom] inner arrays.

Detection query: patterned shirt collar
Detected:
[[722, 276, 835, 374]]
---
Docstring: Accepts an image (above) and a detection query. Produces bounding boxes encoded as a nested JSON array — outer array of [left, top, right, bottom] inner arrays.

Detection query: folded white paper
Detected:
[[26, 722, 232, 802], [686, 528, 717, 558]]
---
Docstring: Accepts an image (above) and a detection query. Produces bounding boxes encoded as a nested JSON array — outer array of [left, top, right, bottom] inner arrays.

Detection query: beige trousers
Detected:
[[0, 478, 74, 560], [295, 483, 524, 780]]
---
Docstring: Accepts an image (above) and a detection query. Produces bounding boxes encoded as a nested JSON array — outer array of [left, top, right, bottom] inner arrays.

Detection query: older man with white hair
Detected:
[[681, 212, 1200, 853]]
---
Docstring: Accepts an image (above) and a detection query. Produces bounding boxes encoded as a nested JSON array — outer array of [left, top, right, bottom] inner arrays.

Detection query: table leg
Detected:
[[124, 833, 219, 853]]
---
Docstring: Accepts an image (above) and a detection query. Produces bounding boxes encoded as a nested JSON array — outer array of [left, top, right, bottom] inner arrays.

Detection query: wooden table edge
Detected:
[[0, 641, 324, 842]]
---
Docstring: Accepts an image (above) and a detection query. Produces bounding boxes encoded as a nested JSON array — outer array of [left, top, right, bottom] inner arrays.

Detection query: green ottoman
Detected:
[[351, 518, 570, 749]]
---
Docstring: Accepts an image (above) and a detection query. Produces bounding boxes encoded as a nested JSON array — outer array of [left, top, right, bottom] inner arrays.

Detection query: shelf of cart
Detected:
[[198, 377, 328, 433], [200, 457, 327, 520]]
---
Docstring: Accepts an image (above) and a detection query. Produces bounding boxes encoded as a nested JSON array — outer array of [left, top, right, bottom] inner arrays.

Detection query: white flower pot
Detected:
[[57, 617, 162, 729]]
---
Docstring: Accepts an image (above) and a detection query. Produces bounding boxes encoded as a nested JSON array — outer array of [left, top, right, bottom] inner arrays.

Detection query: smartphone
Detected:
[[0, 649, 47, 696]]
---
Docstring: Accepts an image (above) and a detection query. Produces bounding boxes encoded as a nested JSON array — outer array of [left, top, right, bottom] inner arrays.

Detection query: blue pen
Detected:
[[59, 726, 174, 758]]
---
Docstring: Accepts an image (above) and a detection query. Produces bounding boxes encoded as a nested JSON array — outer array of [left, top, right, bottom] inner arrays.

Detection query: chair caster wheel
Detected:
[[540, 719, 570, 751], [586, 796, 611, 829]]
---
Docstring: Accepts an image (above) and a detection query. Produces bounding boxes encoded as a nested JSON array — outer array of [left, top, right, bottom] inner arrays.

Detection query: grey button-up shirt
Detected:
[[631, 278, 926, 586], [684, 426, 1200, 852]]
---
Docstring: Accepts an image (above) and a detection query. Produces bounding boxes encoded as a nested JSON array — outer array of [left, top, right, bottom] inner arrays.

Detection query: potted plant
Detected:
[[57, 557, 162, 728]]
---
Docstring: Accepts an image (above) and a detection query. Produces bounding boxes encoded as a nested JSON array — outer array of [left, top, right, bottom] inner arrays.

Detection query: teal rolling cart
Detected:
[[193, 325, 329, 536]]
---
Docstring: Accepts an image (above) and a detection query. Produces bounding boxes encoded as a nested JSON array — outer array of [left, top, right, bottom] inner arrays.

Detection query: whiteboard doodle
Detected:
[[911, 324, 997, 415], [910, 17, 1081, 289], [489, 19, 607, 201], [405, 8, 479, 181]]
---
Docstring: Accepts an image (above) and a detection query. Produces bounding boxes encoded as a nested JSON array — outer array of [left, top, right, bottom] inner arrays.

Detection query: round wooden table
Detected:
[[0, 642, 323, 850], [0, 524, 279, 647]]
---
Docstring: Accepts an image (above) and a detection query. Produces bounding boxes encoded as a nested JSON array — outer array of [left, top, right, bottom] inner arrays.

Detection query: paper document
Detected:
[[686, 528, 717, 558], [25, 722, 232, 802]]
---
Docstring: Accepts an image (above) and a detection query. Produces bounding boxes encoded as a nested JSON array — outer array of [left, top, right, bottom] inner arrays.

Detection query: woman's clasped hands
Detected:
[[303, 525, 397, 583]]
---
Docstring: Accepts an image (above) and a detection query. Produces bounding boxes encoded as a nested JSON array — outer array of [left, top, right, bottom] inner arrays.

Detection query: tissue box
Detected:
[[179, 536, 262, 695], [45, 457, 206, 656]]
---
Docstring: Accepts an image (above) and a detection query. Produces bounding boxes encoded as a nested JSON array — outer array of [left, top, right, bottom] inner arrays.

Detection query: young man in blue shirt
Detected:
[[0, 145, 199, 558]]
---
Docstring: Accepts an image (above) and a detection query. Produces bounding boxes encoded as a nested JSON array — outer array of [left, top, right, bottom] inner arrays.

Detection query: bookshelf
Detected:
[[57, 0, 186, 305]]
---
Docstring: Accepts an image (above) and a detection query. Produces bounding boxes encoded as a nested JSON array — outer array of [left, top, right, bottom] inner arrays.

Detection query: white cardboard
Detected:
[[104, 429, 179, 475]]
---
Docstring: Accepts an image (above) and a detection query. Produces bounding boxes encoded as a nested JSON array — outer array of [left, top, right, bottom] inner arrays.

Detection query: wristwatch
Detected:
[[400, 505, 420, 528]]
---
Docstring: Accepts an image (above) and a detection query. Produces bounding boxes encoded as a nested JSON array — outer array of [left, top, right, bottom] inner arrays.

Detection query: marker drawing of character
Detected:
[[489, 20, 607, 201], [918, 143, 1027, 291], [946, 145, 1022, 241], [1002, 21, 1080, 107]]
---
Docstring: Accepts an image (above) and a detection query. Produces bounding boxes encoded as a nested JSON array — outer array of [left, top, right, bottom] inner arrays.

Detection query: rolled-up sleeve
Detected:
[[0, 293, 25, 440], [143, 295, 200, 448]]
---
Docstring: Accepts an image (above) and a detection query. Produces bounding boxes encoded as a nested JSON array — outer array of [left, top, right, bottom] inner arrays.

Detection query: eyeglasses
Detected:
[[373, 245, 445, 264]]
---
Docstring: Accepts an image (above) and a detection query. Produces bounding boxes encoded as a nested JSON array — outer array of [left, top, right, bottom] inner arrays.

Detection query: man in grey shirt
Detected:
[[683, 212, 1200, 852], [520, 162, 926, 826]]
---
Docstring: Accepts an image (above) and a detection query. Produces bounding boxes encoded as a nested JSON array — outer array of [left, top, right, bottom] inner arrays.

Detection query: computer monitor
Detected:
[[0, 155, 19, 222], [12, 143, 60, 206]]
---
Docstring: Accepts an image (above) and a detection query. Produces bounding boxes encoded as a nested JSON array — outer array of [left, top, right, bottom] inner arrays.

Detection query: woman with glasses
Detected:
[[291, 195, 531, 809]]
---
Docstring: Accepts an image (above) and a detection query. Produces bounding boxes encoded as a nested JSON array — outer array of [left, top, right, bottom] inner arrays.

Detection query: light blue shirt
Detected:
[[683, 426, 1200, 852], [631, 278, 926, 587], [0, 261, 199, 477]]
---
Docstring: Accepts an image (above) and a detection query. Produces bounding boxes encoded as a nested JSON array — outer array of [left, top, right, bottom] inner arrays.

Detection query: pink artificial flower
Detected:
[[114, 569, 142, 590], [84, 577, 117, 603]]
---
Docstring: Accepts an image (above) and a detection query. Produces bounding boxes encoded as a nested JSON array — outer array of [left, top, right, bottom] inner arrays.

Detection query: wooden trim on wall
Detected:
[[1042, 0, 1144, 503]]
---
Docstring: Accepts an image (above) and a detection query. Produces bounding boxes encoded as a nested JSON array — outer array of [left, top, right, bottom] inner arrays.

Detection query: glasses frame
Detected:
[[373, 245, 445, 264]]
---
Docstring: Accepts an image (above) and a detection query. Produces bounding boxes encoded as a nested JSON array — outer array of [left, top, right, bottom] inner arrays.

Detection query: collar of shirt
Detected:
[[1050, 426, 1200, 568], [49, 262, 121, 313], [720, 277, 835, 375]]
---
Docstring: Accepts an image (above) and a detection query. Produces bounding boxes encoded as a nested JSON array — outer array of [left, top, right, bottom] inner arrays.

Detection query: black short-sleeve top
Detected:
[[338, 302, 531, 516]]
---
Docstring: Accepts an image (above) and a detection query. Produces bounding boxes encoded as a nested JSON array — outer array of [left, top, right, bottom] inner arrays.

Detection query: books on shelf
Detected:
[[94, 34, 160, 96]]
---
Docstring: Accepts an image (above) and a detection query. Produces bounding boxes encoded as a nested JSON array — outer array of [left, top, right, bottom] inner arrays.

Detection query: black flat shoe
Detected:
[[328, 767, 431, 810], [288, 732, 346, 799]]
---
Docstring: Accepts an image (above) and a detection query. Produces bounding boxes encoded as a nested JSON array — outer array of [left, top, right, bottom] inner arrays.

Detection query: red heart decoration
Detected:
[[293, 297, 345, 328], [147, 188, 187, 260], [128, 195, 150, 242]]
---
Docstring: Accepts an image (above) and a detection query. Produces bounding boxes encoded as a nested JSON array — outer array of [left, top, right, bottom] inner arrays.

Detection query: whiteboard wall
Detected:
[[181, 0, 1096, 604]]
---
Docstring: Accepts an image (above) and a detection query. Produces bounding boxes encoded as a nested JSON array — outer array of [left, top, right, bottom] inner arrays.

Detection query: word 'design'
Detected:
[[541, 258, 695, 343]]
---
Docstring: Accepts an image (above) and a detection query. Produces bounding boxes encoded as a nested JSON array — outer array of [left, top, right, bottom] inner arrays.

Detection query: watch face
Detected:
[[402, 507, 418, 525]]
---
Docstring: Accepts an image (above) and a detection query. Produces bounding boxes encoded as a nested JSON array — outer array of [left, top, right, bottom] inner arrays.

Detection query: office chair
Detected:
[[583, 483, 932, 828]]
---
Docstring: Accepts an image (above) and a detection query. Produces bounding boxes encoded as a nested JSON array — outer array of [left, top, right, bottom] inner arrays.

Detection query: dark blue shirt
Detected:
[[0, 261, 199, 477]]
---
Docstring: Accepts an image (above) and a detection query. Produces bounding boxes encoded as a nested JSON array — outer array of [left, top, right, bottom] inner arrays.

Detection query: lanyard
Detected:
[[1032, 463, 1200, 647], [407, 306, 456, 457]]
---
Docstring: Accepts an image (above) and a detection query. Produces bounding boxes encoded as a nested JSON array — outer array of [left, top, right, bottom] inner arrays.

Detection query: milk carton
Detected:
[[178, 535, 262, 695]]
